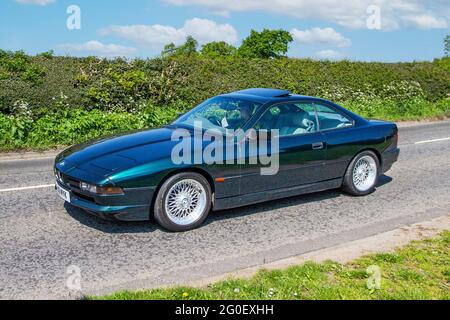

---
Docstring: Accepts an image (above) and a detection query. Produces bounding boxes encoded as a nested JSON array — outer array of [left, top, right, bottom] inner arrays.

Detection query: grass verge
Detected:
[[93, 231, 450, 300]]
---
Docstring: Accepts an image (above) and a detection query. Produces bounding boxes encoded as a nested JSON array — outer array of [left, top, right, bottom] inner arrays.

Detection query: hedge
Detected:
[[0, 50, 449, 150], [1, 50, 449, 115]]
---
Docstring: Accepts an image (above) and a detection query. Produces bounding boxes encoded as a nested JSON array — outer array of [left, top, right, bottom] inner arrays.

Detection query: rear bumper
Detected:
[[381, 147, 400, 173], [56, 182, 155, 221]]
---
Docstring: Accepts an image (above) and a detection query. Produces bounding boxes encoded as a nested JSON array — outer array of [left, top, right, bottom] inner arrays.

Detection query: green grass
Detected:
[[93, 231, 450, 300]]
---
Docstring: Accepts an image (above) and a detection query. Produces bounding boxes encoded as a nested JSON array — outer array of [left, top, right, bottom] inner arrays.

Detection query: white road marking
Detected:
[[0, 184, 54, 193], [415, 137, 450, 145], [0, 134, 449, 193]]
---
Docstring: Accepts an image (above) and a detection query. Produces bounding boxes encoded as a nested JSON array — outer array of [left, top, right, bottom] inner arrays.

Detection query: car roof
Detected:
[[220, 88, 317, 104], [218, 88, 367, 126]]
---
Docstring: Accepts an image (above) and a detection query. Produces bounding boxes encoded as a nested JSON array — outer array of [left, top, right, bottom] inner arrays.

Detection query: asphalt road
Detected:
[[0, 120, 449, 299]]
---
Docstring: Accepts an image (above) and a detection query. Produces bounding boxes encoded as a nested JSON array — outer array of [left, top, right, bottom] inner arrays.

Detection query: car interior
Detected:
[[256, 104, 317, 136], [256, 103, 353, 135]]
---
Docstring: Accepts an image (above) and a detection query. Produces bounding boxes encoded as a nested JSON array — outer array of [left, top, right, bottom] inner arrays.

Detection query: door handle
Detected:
[[312, 142, 324, 150]]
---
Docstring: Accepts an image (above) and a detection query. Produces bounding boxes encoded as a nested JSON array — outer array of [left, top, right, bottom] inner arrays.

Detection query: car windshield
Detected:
[[173, 97, 262, 133]]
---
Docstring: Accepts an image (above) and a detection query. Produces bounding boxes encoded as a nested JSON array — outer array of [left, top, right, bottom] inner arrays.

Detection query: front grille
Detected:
[[55, 170, 96, 204], [57, 171, 81, 190]]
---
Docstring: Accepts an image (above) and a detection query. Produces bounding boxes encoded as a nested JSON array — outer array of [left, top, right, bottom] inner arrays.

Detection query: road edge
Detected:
[[184, 215, 450, 289], [395, 118, 450, 128], [0, 149, 62, 162], [88, 214, 449, 298]]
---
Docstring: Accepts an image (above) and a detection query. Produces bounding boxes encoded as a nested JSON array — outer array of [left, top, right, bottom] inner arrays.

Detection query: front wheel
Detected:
[[153, 172, 212, 232], [342, 151, 380, 196]]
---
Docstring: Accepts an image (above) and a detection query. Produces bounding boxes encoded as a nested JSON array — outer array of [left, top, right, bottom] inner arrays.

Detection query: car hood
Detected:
[[55, 126, 184, 180]]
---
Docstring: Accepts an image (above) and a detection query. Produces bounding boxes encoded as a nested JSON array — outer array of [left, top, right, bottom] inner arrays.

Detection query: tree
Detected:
[[161, 36, 198, 57], [200, 41, 237, 58], [238, 29, 293, 59], [178, 36, 198, 56], [445, 35, 450, 57], [161, 43, 177, 58]]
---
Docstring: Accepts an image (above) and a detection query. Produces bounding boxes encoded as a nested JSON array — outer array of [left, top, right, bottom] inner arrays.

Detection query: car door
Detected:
[[238, 101, 327, 195], [312, 101, 357, 181]]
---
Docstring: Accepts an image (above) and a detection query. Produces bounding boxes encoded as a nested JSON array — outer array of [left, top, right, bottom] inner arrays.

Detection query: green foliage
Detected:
[[162, 36, 198, 58], [434, 57, 450, 72], [21, 64, 45, 83], [162, 43, 177, 58], [238, 29, 293, 59], [37, 50, 55, 59], [0, 49, 46, 87], [0, 103, 182, 150], [445, 35, 450, 57], [200, 41, 237, 58], [0, 50, 449, 150], [0, 98, 447, 151], [1, 51, 449, 115]]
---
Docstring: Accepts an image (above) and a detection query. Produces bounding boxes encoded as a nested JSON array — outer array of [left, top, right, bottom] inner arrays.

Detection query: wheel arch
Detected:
[[149, 167, 215, 218], [357, 148, 382, 167], [343, 147, 383, 181]]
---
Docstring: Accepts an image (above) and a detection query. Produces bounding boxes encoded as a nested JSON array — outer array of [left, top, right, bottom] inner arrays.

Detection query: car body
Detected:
[[54, 88, 399, 231]]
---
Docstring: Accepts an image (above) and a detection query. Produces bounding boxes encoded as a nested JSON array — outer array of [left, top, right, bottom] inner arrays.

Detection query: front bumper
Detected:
[[55, 181, 155, 221], [381, 147, 400, 173]]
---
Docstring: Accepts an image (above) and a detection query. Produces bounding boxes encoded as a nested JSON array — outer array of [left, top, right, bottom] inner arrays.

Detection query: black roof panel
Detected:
[[233, 88, 292, 98]]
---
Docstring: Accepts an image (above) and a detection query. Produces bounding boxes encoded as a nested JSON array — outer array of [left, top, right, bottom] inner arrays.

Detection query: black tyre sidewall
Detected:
[[343, 151, 380, 196], [153, 172, 212, 232]]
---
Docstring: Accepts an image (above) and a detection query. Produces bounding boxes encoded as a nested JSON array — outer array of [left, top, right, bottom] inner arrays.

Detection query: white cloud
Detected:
[[58, 41, 137, 57], [98, 18, 238, 49], [402, 14, 448, 29], [164, 0, 449, 30], [316, 49, 345, 60], [291, 27, 351, 47], [15, 0, 55, 5]]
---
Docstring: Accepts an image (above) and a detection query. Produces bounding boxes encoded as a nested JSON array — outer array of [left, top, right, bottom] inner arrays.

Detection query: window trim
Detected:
[[249, 100, 355, 138], [312, 101, 355, 133], [174, 96, 263, 131], [251, 101, 320, 138]]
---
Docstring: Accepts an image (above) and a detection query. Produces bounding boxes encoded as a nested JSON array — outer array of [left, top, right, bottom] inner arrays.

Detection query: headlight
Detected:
[[80, 182, 96, 193], [80, 182, 123, 195]]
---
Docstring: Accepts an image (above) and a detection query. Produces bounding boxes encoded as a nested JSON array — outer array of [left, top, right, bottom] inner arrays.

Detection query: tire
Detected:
[[153, 172, 212, 232], [342, 150, 380, 196]]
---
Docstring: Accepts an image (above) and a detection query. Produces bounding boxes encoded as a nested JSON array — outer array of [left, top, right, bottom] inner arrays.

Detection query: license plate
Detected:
[[56, 183, 71, 203]]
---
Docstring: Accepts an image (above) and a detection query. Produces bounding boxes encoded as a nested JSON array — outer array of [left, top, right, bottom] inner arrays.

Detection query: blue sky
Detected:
[[0, 0, 448, 62]]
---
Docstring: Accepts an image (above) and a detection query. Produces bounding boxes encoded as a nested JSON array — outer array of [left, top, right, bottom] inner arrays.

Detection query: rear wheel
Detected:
[[153, 172, 212, 232], [342, 151, 380, 196]]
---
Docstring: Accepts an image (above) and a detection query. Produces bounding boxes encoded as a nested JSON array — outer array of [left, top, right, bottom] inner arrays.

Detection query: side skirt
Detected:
[[213, 178, 343, 211]]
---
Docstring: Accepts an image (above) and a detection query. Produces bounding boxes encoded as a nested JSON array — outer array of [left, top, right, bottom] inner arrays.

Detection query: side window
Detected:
[[254, 103, 318, 136], [314, 103, 352, 130]]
